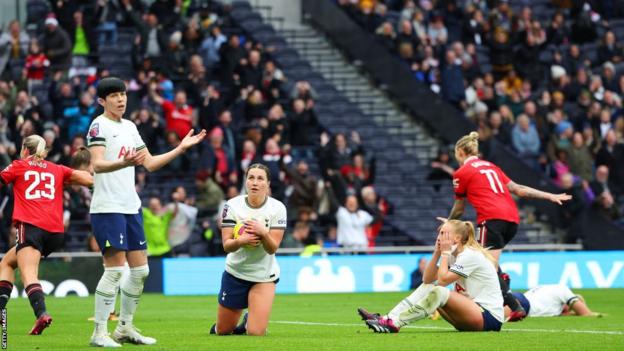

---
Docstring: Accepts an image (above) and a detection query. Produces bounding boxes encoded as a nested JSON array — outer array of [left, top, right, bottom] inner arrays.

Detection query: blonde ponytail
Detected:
[[455, 131, 480, 157], [447, 220, 497, 267], [22, 135, 48, 161]]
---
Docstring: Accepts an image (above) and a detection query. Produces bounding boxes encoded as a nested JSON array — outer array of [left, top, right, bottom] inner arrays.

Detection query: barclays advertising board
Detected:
[[162, 251, 624, 295]]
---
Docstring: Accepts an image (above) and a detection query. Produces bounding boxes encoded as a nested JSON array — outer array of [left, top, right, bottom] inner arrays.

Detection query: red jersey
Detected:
[[0, 158, 74, 233], [162, 100, 193, 140], [453, 156, 519, 224]]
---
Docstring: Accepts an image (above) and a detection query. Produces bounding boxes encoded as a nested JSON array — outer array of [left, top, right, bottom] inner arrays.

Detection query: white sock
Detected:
[[119, 264, 149, 327], [94, 266, 124, 335], [387, 283, 434, 322], [396, 286, 450, 327]]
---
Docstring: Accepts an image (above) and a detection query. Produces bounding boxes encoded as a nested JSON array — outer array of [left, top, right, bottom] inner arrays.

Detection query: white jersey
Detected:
[[524, 285, 579, 317], [87, 114, 146, 214], [448, 248, 504, 322], [221, 195, 287, 282], [336, 207, 373, 248]]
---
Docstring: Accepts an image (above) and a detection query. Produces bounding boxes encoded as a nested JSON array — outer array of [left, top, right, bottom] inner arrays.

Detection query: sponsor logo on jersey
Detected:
[[221, 204, 229, 219]]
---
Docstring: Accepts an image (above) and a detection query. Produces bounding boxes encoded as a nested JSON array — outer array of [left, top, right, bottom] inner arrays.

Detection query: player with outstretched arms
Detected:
[[442, 131, 571, 321], [210, 163, 287, 336], [87, 78, 205, 347], [0, 136, 93, 335], [360, 220, 504, 333]]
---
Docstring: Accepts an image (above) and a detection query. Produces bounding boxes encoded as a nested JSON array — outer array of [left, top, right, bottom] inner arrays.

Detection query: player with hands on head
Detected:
[[0, 136, 93, 335], [87, 77, 205, 347], [441, 131, 571, 321], [210, 163, 287, 336], [360, 220, 504, 333]]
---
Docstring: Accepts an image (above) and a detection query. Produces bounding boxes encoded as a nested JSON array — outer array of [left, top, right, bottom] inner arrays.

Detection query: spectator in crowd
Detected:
[[512, 114, 541, 166], [149, 84, 193, 140], [137, 12, 167, 65], [67, 10, 97, 68], [24, 40, 49, 91], [360, 186, 390, 247], [143, 195, 176, 258], [595, 129, 624, 195], [568, 132, 594, 181], [131, 108, 163, 152], [63, 91, 95, 139], [336, 195, 374, 250], [441, 50, 465, 108], [38, 17, 72, 73], [0, 20, 30, 81], [281, 159, 318, 219], [410, 257, 427, 289], [558, 173, 587, 243], [589, 166, 621, 221], [199, 25, 227, 69]]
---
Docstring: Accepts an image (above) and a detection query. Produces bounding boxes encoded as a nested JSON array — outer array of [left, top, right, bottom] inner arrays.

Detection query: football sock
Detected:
[[119, 264, 149, 326], [396, 286, 449, 327], [498, 267, 522, 311], [0, 280, 13, 310], [25, 283, 46, 318], [387, 283, 434, 323], [94, 266, 124, 334]]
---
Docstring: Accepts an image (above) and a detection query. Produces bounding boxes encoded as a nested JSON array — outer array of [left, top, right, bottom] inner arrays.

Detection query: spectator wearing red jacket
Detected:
[[149, 82, 193, 139]]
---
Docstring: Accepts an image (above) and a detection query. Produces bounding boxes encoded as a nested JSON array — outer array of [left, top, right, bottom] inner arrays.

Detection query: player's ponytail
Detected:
[[455, 131, 480, 157], [22, 134, 48, 161], [448, 220, 497, 267]]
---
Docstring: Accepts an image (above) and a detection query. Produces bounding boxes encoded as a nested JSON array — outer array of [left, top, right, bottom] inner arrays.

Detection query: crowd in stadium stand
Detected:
[[340, 0, 624, 231], [0, 0, 389, 255]]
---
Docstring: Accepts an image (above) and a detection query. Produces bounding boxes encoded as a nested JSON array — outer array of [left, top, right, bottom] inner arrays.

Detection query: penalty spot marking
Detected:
[[271, 320, 624, 336]]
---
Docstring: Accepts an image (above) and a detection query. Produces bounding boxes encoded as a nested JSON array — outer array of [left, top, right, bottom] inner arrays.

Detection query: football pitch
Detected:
[[4, 289, 623, 350]]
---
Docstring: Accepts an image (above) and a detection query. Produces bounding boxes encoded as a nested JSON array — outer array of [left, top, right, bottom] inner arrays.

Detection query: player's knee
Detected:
[[130, 264, 149, 280], [246, 327, 267, 336]]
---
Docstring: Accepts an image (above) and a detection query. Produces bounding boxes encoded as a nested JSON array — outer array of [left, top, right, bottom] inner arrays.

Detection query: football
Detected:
[[232, 222, 246, 239]]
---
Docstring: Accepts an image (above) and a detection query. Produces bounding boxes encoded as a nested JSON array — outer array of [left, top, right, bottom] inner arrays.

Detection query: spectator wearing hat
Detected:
[[38, 16, 73, 73]]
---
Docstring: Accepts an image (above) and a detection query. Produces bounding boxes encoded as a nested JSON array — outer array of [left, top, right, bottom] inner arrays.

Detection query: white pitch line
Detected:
[[271, 320, 624, 336]]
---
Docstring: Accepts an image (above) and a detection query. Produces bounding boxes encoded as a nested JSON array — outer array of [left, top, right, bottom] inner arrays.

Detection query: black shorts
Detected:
[[15, 222, 64, 258], [218, 271, 278, 310], [476, 219, 518, 250]]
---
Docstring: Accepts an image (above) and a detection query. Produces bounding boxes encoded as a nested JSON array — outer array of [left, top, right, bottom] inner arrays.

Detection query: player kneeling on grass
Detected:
[[0, 136, 93, 335], [505, 285, 598, 318], [209, 164, 287, 336], [359, 220, 504, 333]]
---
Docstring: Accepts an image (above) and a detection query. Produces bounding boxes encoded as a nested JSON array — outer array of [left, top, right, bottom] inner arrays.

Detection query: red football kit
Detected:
[[0, 158, 74, 233], [453, 156, 519, 224]]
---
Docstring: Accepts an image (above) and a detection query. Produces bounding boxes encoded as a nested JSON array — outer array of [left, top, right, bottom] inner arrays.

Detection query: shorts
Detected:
[[476, 219, 518, 250], [91, 211, 147, 253], [15, 221, 64, 257], [218, 271, 279, 310], [481, 308, 502, 332], [512, 292, 531, 315]]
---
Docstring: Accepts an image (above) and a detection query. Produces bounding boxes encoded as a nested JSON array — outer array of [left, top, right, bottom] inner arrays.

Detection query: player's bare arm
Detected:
[[90, 145, 145, 173], [447, 198, 465, 220], [68, 170, 94, 187], [138, 129, 207, 172], [506, 181, 572, 205]]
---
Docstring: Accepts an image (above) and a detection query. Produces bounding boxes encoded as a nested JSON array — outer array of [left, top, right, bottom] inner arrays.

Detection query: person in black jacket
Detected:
[[38, 17, 72, 73]]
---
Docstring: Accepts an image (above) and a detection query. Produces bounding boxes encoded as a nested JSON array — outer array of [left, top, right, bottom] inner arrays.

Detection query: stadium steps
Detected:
[[245, 1, 565, 246]]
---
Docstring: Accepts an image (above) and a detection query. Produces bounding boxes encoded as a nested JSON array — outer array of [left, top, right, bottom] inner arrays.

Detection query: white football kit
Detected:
[[221, 195, 287, 282], [448, 248, 504, 322], [524, 285, 580, 317], [87, 114, 146, 214]]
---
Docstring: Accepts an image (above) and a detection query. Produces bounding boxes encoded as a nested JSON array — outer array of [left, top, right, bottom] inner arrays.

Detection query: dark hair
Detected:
[[245, 163, 271, 180], [97, 77, 126, 99], [70, 146, 91, 169]]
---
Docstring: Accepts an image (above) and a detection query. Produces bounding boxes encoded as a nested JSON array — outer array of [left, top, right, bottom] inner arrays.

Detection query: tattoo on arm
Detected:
[[507, 182, 551, 200]]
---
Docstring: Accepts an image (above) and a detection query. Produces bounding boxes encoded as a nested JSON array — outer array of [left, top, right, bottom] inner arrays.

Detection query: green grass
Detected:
[[4, 290, 623, 350]]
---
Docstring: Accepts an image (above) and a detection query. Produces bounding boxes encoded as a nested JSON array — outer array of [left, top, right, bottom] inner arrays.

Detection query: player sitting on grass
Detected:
[[506, 285, 599, 318], [359, 220, 504, 333]]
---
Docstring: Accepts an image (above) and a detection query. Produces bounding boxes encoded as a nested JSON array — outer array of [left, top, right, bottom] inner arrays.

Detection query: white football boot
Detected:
[[90, 332, 122, 348], [113, 324, 157, 345]]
